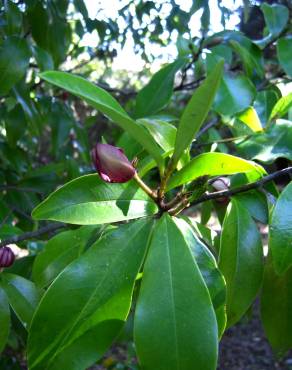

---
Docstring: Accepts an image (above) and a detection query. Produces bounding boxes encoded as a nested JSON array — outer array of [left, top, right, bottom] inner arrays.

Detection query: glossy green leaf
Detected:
[[134, 214, 218, 370], [32, 175, 158, 225], [219, 199, 263, 327], [234, 190, 268, 224], [167, 152, 262, 190], [277, 36, 292, 77], [0, 36, 30, 95], [269, 182, 292, 275], [261, 259, 292, 356], [28, 219, 153, 370], [172, 60, 224, 165], [0, 286, 10, 353], [269, 93, 292, 121], [237, 107, 263, 132], [134, 58, 186, 118], [1, 273, 40, 328], [214, 74, 256, 116], [40, 71, 163, 167], [174, 217, 227, 338], [139, 118, 176, 151], [238, 119, 292, 163], [32, 226, 98, 288]]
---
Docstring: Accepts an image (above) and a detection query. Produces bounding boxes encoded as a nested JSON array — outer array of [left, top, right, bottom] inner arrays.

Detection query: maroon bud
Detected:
[[91, 143, 136, 183], [0, 247, 15, 268]]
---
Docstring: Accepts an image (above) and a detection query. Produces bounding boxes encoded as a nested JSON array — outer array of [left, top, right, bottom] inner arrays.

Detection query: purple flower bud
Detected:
[[0, 246, 15, 268], [211, 177, 230, 192], [92, 143, 136, 183]]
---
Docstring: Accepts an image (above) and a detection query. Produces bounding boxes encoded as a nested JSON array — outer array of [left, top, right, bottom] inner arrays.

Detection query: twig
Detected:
[[0, 223, 66, 248], [190, 167, 292, 207]]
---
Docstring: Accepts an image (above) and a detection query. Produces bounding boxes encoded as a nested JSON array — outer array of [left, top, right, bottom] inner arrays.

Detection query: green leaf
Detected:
[[171, 60, 224, 165], [219, 199, 263, 327], [261, 259, 292, 356], [229, 40, 263, 78], [1, 273, 40, 328], [5, 0, 22, 35], [167, 152, 262, 190], [0, 286, 10, 353], [32, 226, 98, 288], [174, 217, 227, 338], [134, 214, 218, 370], [277, 36, 292, 77], [28, 219, 153, 370], [33, 46, 54, 71], [234, 190, 268, 224], [238, 119, 292, 163], [254, 90, 278, 126], [261, 3, 289, 37], [32, 175, 158, 225], [269, 182, 292, 275], [40, 71, 163, 168], [237, 107, 263, 132], [214, 74, 256, 116], [5, 104, 27, 147], [139, 118, 176, 151], [269, 93, 292, 121], [0, 36, 30, 95], [134, 58, 186, 118]]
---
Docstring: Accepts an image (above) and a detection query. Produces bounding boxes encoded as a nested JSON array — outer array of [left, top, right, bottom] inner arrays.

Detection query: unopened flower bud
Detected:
[[91, 143, 136, 183], [0, 246, 15, 268], [210, 177, 230, 204]]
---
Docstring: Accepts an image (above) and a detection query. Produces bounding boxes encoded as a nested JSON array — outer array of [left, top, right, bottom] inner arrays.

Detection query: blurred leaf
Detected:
[[0, 286, 10, 353], [277, 36, 292, 77], [167, 152, 262, 190], [40, 71, 163, 168], [134, 58, 187, 118], [172, 60, 224, 165], [5, 104, 27, 147], [73, 0, 88, 18], [1, 273, 40, 328], [269, 182, 292, 275], [32, 46, 54, 71], [0, 36, 30, 95], [134, 214, 218, 370], [237, 107, 263, 132], [261, 4, 289, 37], [219, 199, 263, 327], [5, 0, 22, 35], [139, 118, 176, 151], [32, 175, 158, 225], [28, 219, 153, 370], [214, 73, 256, 116]]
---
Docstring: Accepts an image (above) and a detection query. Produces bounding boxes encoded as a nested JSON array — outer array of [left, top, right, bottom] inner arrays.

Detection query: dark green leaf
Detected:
[[134, 58, 186, 118], [167, 152, 262, 190], [0, 36, 30, 95], [219, 199, 263, 327], [269, 182, 292, 275], [5, 0, 22, 35], [254, 90, 279, 126], [172, 60, 224, 165], [277, 36, 292, 77], [28, 219, 153, 370], [40, 71, 163, 168], [32, 226, 98, 288], [134, 214, 218, 370], [174, 217, 226, 338], [0, 286, 10, 353], [33, 46, 54, 71], [261, 3, 289, 37], [261, 259, 292, 356], [1, 273, 40, 328], [32, 175, 158, 224]]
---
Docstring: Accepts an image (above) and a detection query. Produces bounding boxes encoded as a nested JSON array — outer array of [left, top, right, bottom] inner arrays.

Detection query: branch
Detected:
[[190, 167, 292, 207], [0, 223, 66, 248]]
